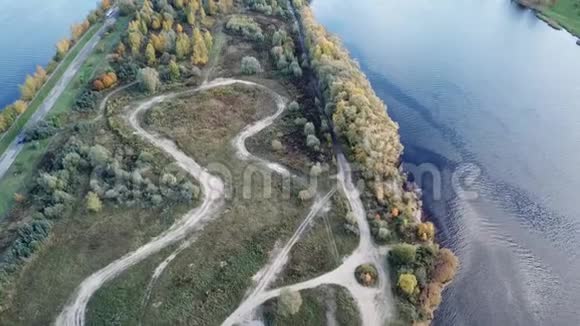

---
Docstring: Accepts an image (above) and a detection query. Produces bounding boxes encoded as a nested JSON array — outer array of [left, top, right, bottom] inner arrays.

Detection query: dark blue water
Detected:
[[312, 0, 580, 325], [0, 0, 96, 109]]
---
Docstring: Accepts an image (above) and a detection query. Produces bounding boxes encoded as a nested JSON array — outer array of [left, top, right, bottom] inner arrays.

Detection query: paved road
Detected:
[[0, 13, 117, 181]]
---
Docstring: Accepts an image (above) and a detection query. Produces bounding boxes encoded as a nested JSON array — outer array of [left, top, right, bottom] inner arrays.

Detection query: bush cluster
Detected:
[[388, 244, 458, 323], [244, 0, 290, 17], [225, 15, 265, 42], [270, 29, 302, 77], [240, 56, 262, 75]]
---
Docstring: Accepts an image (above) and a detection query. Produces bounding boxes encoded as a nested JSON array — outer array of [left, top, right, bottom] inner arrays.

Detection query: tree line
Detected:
[[297, 4, 458, 323]]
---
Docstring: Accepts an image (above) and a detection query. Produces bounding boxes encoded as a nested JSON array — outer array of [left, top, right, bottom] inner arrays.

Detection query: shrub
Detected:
[[86, 192, 103, 213], [240, 56, 262, 75], [303, 122, 315, 136], [113, 59, 139, 81], [345, 211, 357, 225], [389, 243, 417, 267], [294, 117, 307, 126], [417, 222, 435, 242], [310, 163, 322, 177], [137, 67, 160, 93], [118, 0, 136, 15], [277, 289, 302, 316], [355, 264, 378, 287], [24, 121, 58, 141], [306, 134, 320, 149], [298, 189, 313, 201], [377, 227, 391, 242], [74, 89, 98, 112], [397, 273, 417, 296], [225, 16, 264, 42], [420, 282, 442, 313], [89, 144, 111, 166], [288, 101, 300, 112], [272, 139, 283, 151], [431, 248, 458, 284], [290, 60, 302, 78]]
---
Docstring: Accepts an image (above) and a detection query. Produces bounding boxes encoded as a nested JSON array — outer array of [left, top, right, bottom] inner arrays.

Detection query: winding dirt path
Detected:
[[56, 78, 392, 326]]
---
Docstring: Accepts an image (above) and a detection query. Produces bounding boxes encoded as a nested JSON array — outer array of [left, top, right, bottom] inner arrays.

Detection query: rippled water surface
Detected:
[[312, 0, 580, 325], [0, 0, 95, 109]]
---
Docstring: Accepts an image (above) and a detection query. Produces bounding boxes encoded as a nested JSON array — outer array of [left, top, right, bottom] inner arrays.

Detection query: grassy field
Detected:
[[0, 203, 190, 325], [0, 17, 130, 219], [85, 84, 323, 325], [273, 191, 359, 288], [0, 22, 102, 155]]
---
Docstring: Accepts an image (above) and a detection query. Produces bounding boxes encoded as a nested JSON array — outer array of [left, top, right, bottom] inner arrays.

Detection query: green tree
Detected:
[[175, 32, 190, 59], [169, 60, 180, 80], [203, 30, 213, 52], [389, 243, 417, 267], [137, 67, 160, 93]]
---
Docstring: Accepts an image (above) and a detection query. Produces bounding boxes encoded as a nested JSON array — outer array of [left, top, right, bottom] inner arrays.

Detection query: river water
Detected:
[[0, 0, 95, 109], [312, 0, 580, 325]]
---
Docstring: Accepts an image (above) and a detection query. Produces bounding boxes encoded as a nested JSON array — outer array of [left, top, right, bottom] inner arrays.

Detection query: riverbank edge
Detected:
[[515, 0, 580, 41], [293, 2, 457, 324], [0, 22, 103, 157]]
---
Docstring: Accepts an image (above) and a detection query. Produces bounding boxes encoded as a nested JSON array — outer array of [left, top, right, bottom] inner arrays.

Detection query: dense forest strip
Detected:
[[294, 2, 458, 324]]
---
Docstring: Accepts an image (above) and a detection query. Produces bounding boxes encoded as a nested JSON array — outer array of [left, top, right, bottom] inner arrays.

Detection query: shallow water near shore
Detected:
[[0, 0, 94, 109], [312, 0, 580, 325]]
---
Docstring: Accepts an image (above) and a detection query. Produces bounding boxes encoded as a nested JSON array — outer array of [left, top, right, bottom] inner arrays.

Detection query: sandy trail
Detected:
[[222, 154, 393, 326], [56, 79, 247, 326], [55, 78, 309, 326]]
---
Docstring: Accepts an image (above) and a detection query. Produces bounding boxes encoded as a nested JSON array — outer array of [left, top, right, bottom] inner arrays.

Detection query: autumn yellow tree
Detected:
[[146, 42, 156, 66], [175, 32, 191, 59], [20, 75, 38, 101], [101, 0, 111, 10], [128, 20, 144, 55], [116, 42, 127, 57], [56, 39, 71, 60], [13, 101, 28, 114], [191, 28, 208, 65], [151, 33, 166, 53], [186, 1, 197, 25], [203, 30, 213, 52], [397, 273, 417, 296], [34, 66, 47, 88]]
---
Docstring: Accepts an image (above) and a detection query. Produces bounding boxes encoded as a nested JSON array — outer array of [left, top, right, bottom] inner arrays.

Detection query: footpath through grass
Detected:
[[0, 22, 102, 156], [0, 18, 129, 219]]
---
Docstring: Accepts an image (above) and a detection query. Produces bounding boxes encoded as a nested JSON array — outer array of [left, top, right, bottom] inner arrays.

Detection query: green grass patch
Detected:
[[0, 140, 49, 217], [0, 203, 190, 326], [537, 0, 580, 37]]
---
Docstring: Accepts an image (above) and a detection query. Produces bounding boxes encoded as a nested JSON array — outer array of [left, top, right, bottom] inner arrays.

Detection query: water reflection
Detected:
[[312, 0, 580, 324]]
